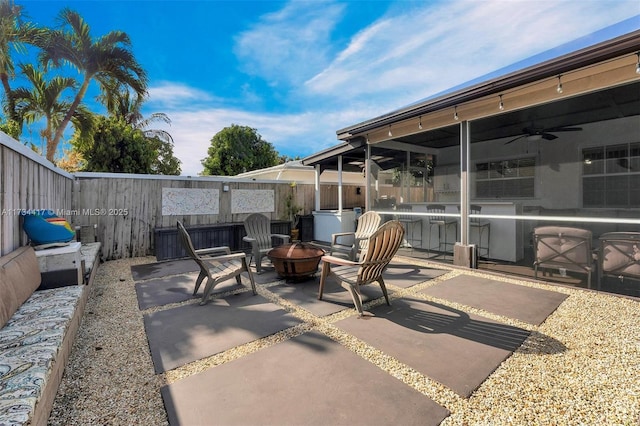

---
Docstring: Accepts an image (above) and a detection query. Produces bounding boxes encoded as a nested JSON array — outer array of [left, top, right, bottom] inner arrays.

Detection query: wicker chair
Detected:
[[243, 213, 290, 273], [177, 221, 256, 305], [330, 211, 381, 261], [319, 220, 405, 316]]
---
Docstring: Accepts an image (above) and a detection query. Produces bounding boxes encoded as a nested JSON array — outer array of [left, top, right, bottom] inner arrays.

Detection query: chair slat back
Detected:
[[395, 204, 414, 222], [427, 204, 447, 223], [354, 211, 381, 239], [359, 220, 405, 284], [244, 213, 273, 249], [177, 221, 207, 271]]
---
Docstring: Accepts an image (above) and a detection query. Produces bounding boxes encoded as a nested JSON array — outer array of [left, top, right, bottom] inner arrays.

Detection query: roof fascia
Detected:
[[337, 30, 640, 139]]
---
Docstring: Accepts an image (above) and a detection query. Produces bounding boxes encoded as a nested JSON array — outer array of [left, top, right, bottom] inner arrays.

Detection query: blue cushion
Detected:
[[21, 211, 75, 245]]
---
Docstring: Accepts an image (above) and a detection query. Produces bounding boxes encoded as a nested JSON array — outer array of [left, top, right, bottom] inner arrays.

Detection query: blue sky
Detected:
[[17, 0, 640, 176]]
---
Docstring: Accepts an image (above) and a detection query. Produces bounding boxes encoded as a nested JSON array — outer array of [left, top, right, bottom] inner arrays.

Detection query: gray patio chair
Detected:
[[533, 226, 594, 289], [597, 232, 640, 290], [243, 213, 290, 273], [319, 220, 405, 316], [330, 211, 381, 261], [177, 221, 256, 305]]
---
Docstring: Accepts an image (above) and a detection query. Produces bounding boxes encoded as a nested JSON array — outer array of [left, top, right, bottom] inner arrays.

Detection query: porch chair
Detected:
[[177, 221, 256, 305], [330, 211, 381, 261], [243, 213, 290, 273], [318, 220, 405, 316], [395, 204, 422, 248], [533, 226, 595, 289], [426, 204, 457, 258], [597, 232, 640, 290]]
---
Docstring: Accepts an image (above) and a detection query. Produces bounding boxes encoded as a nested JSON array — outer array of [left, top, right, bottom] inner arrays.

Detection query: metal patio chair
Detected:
[[533, 226, 595, 289], [319, 220, 405, 316], [177, 221, 256, 305], [597, 232, 640, 290]]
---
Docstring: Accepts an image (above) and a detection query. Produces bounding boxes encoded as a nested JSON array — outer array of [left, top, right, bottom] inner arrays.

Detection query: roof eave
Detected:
[[336, 29, 640, 139]]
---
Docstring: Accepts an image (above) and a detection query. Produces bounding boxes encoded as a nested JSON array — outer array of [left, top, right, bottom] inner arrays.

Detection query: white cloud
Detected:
[[233, 1, 346, 86], [305, 0, 639, 103], [147, 82, 219, 109]]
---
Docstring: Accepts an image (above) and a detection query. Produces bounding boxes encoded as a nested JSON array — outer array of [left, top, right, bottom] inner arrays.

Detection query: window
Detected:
[[582, 143, 640, 208], [475, 157, 535, 198]]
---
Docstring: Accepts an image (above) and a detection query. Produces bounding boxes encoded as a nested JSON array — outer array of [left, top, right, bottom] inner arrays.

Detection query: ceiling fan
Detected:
[[504, 125, 582, 145]]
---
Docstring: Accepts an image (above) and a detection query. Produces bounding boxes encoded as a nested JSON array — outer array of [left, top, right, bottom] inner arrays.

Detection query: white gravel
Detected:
[[48, 256, 640, 425]]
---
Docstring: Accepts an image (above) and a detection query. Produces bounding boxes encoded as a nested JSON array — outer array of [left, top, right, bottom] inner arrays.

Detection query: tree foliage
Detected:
[[73, 116, 180, 175], [201, 124, 279, 176], [36, 8, 147, 161]]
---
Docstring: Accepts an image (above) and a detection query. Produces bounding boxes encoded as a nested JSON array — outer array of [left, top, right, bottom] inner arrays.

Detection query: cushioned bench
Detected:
[[0, 246, 90, 426]]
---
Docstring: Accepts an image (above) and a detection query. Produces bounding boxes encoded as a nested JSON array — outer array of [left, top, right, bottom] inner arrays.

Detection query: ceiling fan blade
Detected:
[[504, 135, 526, 145], [544, 126, 582, 132], [542, 133, 558, 140]]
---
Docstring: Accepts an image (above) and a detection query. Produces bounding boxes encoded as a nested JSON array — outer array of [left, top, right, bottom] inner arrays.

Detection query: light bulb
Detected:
[[556, 76, 563, 94], [499, 95, 504, 111]]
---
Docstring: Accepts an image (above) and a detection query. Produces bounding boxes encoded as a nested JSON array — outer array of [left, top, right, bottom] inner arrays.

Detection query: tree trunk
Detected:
[[48, 74, 91, 162]]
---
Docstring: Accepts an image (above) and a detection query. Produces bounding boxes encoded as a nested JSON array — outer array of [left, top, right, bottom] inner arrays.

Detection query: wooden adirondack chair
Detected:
[[319, 220, 405, 316], [330, 211, 381, 261], [177, 221, 256, 305], [243, 213, 290, 273]]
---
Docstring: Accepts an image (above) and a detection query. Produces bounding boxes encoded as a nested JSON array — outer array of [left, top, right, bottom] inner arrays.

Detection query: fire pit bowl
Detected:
[[267, 242, 325, 280]]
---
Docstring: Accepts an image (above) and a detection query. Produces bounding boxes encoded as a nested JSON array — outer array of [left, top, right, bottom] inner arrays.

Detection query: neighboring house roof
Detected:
[[233, 160, 365, 184]]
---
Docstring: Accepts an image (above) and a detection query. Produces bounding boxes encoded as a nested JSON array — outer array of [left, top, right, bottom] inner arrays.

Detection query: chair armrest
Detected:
[[202, 252, 248, 263], [196, 246, 231, 256], [332, 232, 355, 245], [321, 254, 359, 267], [272, 234, 290, 243], [243, 236, 256, 243]]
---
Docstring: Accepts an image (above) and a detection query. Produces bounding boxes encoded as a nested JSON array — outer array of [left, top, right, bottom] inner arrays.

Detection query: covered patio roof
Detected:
[[302, 28, 640, 170]]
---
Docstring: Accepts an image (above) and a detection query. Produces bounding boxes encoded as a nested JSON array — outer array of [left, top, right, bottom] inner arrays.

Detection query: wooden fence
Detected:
[[0, 133, 73, 256], [72, 174, 371, 260], [0, 130, 398, 260]]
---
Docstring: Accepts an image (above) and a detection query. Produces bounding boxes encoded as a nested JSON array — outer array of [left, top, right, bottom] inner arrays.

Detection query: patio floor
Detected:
[[130, 256, 569, 425]]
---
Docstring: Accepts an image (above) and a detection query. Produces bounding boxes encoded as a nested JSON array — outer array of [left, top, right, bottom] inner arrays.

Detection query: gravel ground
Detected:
[[49, 256, 640, 425]]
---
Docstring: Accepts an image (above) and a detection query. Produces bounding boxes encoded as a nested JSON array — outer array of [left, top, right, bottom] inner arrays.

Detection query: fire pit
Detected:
[[267, 242, 325, 280]]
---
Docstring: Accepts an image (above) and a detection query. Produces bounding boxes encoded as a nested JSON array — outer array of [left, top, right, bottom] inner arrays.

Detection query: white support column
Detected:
[[314, 164, 321, 212], [338, 155, 343, 213], [365, 145, 371, 211], [460, 120, 470, 246]]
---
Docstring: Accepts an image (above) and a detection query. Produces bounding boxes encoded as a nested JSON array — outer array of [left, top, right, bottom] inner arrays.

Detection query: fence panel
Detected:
[[0, 133, 73, 256]]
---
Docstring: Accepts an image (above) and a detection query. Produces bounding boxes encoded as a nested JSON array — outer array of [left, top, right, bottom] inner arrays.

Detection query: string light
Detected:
[[418, 116, 423, 130], [498, 95, 504, 111], [556, 75, 563, 94], [454, 106, 459, 120], [388, 125, 392, 137], [636, 53, 640, 74]]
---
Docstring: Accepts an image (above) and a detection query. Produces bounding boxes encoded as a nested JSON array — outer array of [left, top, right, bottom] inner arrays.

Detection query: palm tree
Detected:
[[38, 8, 147, 161], [12, 63, 93, 160], [0, 0, 43, 126], [99, 83, 173, 144]]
